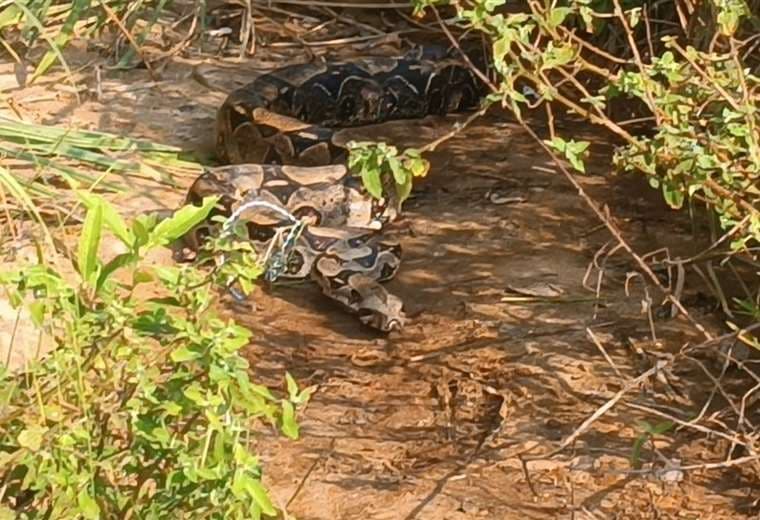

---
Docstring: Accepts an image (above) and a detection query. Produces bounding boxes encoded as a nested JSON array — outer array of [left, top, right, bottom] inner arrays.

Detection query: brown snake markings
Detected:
[[177, 47, 487, 332]]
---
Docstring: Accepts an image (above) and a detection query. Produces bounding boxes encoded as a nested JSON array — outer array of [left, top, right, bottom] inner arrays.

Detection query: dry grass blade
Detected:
[[0, 117, 204, 230], [0, 116, 202, 181], [9, 1, 79, 98], [526, 361, 668, 462], [0, 165, 54, 245]]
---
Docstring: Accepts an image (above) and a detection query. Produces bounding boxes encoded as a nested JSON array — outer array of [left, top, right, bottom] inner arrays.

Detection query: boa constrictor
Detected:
[[178, 48, 486, 332]]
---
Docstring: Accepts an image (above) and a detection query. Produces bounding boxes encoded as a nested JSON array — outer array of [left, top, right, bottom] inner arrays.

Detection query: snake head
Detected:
[[344, 274, 406, 333], [358, 304, 406, 333]]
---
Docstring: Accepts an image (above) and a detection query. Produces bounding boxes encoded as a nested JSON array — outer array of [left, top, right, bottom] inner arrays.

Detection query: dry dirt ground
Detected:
[[2, 32, 759, 520]]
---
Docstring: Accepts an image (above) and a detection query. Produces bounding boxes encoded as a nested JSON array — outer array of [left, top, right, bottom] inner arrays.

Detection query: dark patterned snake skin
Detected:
[[178, 46, 487, 331]]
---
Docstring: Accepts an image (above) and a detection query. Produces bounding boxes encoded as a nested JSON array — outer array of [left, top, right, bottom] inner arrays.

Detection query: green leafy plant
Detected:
[[0, 194, 310, 518], [409, 0, 759, 322], [347, 141, 430, 204], [630, 419, 675, 469]]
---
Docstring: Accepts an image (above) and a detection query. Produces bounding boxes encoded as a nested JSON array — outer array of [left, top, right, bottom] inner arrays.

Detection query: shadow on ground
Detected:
[[2, 42, 758, 520]]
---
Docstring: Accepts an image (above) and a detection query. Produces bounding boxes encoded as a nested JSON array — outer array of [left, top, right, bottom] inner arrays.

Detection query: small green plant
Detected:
[[630, 419, 675, 469], [0, 194, 310, 518], [347, 141, 430, 204], [546, 137, 591, 173]]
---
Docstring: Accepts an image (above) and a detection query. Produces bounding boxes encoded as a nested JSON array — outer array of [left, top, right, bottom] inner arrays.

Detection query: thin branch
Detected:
[[526, 361, 668, 461]]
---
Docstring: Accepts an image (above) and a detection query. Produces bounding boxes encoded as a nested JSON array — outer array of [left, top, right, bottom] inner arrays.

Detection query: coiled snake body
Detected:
[[178, 47, 486, 331]]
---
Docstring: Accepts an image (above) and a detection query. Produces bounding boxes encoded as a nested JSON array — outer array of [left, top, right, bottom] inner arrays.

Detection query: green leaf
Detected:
[[728, 123, 749, 137], [388, 157, 406, 185], [133, 213, 159, 247], [396, 174, 413, 203], [285, 372, 299, 402], [245, 476, 277, 516], [361, 167, 384, 199], [77, 199, 103, 285], [546, 137, 589, 172], [492, 35, 513, 64], [18, 425, 47, 451], [77, 489, 100, 520], [717, 1, 747, 35], [281, 400, 299, 440], [184, 383, 206, 404], [0, 5, 23, 31], [484, 0, 506, 11], [249, 383, 277, 402], [171, 345, 203, 362], [234, 443, 261, 469], [28, 301, 45, 327], [148, 196, 219, 248], [96, 252, 136, 292], [564, 140, 590, 173], [548, 7, 572, 28], [662, 184, 684, 209], [546, 136, 566, 153], [542, 43, 576, 69], [78, 191, 134, 246]]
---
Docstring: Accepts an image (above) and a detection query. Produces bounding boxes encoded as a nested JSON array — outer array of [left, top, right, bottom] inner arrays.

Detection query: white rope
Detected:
[[219, 197, 306, 300], [223, 198, 298, 233]]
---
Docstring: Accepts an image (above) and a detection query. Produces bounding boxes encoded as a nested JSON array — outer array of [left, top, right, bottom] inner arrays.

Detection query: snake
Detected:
[[177, 46, 487, 332]]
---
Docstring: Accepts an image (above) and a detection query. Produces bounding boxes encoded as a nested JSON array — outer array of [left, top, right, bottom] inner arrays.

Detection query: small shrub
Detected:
[[348, 141, 430, 205], [0, 194, 309, 518]]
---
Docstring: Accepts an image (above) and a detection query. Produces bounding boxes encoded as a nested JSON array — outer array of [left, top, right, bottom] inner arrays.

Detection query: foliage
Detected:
[[630, 419, 674, 469], [0, 195, 309, 518], [403, 0, 760, 325], [546, 136, 591, 173], [347, 141, 430, 204], [610, 44, 760, 250], [0, 0, 169, 79], [411, 0, 759, 253]]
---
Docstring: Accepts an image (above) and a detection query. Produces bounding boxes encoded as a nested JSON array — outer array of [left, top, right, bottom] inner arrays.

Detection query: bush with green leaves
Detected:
[[405, 0, 759, 253], [0, 194, 310, 518]]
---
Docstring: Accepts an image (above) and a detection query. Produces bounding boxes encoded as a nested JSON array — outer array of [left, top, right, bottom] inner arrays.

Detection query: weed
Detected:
[[0, 194, 309, 518]]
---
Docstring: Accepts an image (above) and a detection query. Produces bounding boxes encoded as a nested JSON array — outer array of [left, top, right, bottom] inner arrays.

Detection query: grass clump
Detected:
[[0, 0, 172, 80], [0, 116, 203, 239]]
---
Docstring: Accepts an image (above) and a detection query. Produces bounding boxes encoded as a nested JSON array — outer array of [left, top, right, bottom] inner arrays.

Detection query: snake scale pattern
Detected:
[[178, 46, 487, 331]]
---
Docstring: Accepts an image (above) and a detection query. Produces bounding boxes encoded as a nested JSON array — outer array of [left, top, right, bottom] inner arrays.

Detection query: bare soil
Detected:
[[1, 33, 758, 520]]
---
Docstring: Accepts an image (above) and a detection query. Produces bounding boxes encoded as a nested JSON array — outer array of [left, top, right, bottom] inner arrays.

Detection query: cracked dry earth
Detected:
[[2, 43, 759, 519]]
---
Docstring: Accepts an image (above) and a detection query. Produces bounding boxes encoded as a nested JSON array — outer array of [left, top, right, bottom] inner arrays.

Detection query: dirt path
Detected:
[[238, 116, 754, 519], [2, 45, 757, 519]]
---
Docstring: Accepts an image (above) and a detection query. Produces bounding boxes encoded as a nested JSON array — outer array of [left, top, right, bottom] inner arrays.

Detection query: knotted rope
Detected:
[[220, 198, 307, 300]]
